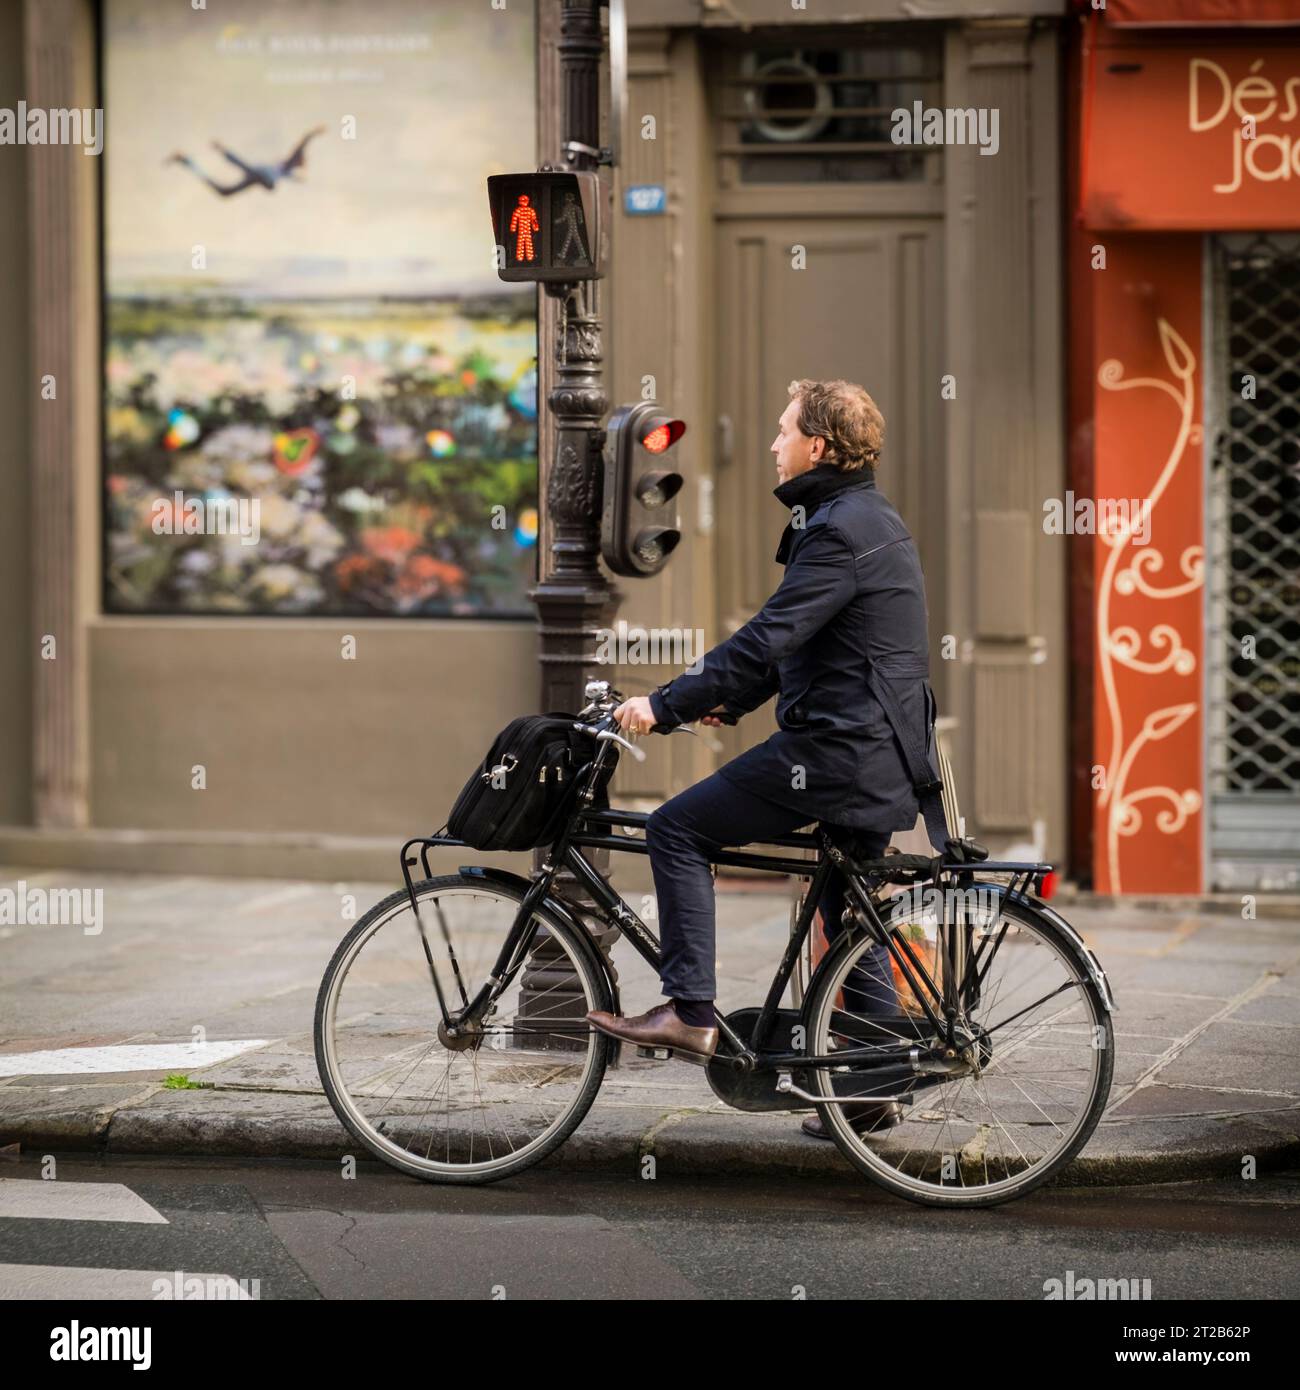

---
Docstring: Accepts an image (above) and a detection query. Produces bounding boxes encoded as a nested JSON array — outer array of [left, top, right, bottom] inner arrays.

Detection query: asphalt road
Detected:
[[3, 1153, 1297, 1302]]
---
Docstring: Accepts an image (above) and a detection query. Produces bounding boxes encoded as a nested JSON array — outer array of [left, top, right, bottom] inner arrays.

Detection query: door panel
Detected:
[[713, 216, 945, 767]]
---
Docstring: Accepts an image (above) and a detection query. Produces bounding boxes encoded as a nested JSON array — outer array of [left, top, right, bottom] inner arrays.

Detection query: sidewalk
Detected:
[[1, 866, 1298, 1185]]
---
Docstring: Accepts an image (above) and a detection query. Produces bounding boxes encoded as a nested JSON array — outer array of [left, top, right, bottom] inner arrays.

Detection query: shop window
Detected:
[[101, 0, 538, 616]]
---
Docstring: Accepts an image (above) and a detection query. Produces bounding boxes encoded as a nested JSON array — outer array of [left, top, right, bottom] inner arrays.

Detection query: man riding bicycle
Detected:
[[587, 377, 938, 1140]]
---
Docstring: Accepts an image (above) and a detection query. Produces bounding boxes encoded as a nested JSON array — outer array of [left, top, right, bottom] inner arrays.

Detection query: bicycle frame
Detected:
[[400, 732, 1068, 1077], [567, 810, 1060, 1067]]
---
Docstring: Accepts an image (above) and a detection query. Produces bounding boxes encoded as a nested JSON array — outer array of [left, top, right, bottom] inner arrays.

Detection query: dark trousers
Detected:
[[644, 769, 899, 1015]]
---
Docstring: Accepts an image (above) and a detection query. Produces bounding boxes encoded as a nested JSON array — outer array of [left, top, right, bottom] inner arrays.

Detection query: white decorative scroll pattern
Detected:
[[1096, 320, 1204, 892]]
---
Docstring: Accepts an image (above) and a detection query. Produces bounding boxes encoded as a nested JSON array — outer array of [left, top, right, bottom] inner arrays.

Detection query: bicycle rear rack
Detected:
[[404, 810, 832, 880]]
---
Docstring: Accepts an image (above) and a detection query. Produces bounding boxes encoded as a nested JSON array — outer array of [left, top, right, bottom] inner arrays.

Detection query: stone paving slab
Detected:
[[1108, 1083, 1297, 1119], [1233, 993, 1300, 1025]]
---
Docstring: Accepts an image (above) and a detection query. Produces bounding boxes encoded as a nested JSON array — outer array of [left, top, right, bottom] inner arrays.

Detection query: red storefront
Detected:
[[1068, 0, 1300, 894]]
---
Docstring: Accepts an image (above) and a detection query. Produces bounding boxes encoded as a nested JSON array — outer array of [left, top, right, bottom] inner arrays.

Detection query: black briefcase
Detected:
[[446, 713, 618, 851]]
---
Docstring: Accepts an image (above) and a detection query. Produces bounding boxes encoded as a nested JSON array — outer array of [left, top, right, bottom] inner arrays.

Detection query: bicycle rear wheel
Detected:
[[314, 873, 612, 1184], [804, 888, 1113, 1208]]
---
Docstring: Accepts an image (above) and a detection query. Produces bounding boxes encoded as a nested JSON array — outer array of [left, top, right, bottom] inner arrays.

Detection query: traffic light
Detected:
[[601, 402, 686, 577], [486, 171, 603, 283]]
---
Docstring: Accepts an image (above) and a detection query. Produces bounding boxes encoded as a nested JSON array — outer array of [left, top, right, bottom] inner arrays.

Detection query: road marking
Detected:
[[233, 883, 317, 915], [0, 1040, 269, 1077], [0, 1263, 256, 1299], [259, 981, 314, 999], [0, 1179, 168, 1224], [126, 876, 202, 902]]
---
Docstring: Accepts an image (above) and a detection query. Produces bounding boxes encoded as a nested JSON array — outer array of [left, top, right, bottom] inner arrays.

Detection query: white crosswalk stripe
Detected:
[[0, 1039, 269, 1077], [0, 1263, 257, 1299], [0, 1179, 266, 1300], [0, 1179, 168, 1224]]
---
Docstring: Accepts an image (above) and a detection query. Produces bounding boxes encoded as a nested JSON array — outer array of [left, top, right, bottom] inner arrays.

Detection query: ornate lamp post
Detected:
[[517, 0, 620, 1042]]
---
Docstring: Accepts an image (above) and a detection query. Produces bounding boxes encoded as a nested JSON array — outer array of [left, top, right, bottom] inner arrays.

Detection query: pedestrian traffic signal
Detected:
[[486, 171, 604, 283], [601, 402, 686, 577]]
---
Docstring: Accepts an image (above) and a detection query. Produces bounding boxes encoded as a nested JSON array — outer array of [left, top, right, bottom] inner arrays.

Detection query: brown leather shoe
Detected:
[[586, 1001, 718, 1066], [801, 1100, 904, 1140]]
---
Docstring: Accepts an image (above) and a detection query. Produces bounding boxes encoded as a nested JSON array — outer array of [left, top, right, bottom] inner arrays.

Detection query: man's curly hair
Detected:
[[788, 378, 884, 472]]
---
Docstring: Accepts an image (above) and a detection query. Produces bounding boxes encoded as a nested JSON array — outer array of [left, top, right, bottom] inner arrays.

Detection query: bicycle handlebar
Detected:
[[573, 679, 739, 758]]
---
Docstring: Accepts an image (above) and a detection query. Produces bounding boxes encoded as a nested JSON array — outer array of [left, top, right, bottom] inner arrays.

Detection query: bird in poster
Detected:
[[165, 125, 327, 198]]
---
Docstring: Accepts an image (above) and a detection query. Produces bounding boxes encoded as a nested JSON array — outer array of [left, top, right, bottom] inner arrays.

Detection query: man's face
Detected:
[[771, 397, 823, 485]]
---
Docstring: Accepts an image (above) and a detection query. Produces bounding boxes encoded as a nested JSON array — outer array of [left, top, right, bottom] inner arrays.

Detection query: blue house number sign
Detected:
[[624, 184, 667, 216]]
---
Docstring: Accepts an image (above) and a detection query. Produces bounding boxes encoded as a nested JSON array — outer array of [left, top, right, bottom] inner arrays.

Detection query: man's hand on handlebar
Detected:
[[612, 696, 659, 736], [612, 697, 737, 735]]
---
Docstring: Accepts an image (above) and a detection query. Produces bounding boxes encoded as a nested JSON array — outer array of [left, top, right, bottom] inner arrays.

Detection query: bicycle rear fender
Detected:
[[940, 884, 1115, 1014], [456, 864, 623, 1018], [1010, 891, 1116, 1013]]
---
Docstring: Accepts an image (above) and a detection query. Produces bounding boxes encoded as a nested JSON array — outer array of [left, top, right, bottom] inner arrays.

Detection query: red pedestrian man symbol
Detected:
[[509, 193, 540, 263]]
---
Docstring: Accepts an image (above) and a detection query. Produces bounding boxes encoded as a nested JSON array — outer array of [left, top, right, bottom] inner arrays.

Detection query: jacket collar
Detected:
[[773, 461, 875, 514], [773, 463, 876, 563]]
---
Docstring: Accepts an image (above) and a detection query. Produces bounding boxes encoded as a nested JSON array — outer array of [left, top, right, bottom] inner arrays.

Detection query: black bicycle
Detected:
[[315, 681, 1115, 1208]]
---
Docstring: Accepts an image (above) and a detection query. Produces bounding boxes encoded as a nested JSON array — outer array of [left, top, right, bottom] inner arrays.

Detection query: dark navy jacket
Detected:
[[648, 462, 935, 833]]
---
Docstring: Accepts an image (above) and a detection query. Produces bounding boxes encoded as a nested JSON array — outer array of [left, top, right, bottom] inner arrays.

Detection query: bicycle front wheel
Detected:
[[314, 873, 612, 1184], [805, 888, 1113, 1208]]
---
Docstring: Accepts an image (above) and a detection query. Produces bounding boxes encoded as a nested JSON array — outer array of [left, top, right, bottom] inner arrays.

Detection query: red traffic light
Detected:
[[641, 418, 686, 454], [601, 401, 686, 578]]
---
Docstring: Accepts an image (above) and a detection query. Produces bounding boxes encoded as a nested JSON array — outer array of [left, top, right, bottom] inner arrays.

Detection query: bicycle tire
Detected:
[[804, 891, 1114, 1209], [314, 873, 613, 1185]]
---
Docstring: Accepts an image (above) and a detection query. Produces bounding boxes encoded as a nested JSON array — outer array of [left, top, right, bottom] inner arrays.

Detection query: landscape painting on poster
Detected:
[[102, 0, 539, 616]]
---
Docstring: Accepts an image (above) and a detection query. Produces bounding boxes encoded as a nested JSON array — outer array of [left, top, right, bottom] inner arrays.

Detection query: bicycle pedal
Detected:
[[635, 1045, 673, 1061]]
